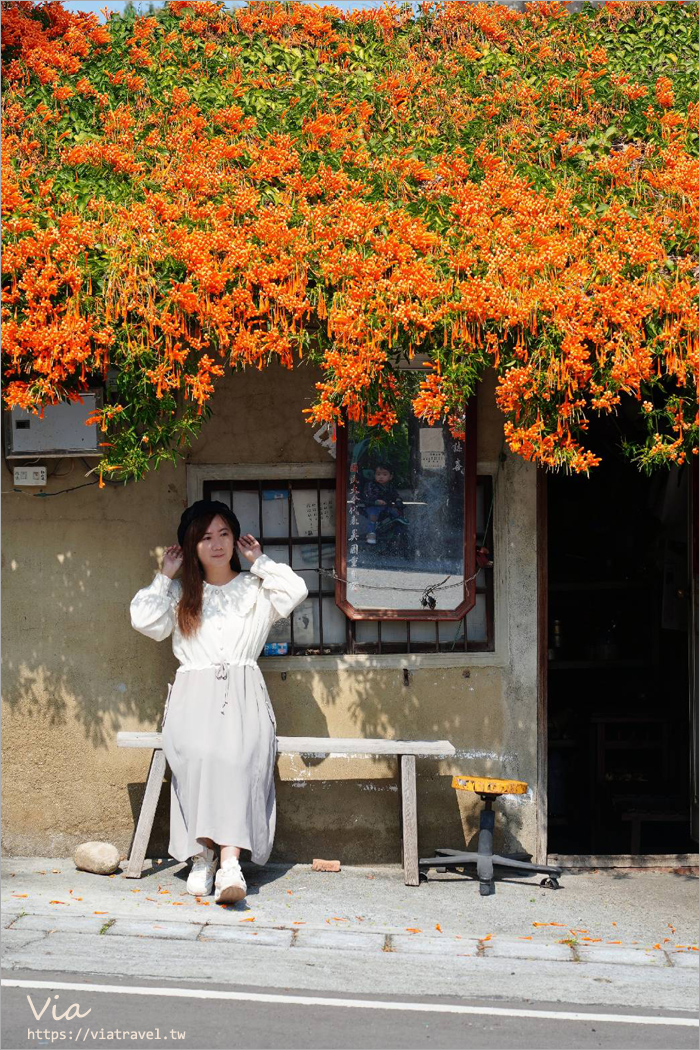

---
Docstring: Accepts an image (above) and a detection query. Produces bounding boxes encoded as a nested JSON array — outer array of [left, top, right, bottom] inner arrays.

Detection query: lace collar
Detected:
[[202, 572, 245, 592], [201, 570, 260, 616]]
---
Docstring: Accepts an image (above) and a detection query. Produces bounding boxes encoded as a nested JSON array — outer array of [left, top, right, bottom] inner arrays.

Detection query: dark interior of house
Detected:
[[547, 409, 698, 856]]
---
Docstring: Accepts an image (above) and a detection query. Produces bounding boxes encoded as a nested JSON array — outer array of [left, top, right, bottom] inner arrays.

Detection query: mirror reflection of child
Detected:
[[361, 462, 406, 545]]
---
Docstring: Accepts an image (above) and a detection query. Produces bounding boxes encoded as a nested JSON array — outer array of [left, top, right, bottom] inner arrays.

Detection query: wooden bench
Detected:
[[117, 733, 455, 886]]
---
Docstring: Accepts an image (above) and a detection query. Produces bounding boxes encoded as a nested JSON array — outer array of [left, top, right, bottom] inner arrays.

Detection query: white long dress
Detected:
[[129, 554, 308, 864]]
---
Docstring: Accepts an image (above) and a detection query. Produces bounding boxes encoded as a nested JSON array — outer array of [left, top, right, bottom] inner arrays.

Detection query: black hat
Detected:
[[177, 500, 241, 548]]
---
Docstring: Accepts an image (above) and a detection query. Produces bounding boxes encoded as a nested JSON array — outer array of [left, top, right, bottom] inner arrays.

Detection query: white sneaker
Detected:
[[186, 845, 218, 896], [214, 856, 247, 904]]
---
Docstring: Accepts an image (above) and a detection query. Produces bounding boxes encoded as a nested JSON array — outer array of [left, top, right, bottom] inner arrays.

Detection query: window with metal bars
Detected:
[[205, 475, 494, 655]]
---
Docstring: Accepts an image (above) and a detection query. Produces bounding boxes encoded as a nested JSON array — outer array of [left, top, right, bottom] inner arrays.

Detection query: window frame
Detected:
[[187, 457, 499, 667]]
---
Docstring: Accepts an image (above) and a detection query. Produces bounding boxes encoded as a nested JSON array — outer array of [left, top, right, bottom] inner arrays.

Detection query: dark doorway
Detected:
[[546, 412, 697, 856]]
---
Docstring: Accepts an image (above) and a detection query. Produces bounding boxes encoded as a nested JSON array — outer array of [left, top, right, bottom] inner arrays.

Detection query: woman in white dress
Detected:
[[130, 499, 308, 903]]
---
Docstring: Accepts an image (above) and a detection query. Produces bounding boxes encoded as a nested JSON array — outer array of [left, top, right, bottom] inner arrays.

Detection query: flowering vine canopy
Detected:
[[2, 0, 698, 486]]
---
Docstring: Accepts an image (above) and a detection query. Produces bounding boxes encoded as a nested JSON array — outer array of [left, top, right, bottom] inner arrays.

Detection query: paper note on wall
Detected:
[[421, 450, 446, 470], [419, 428, 446, 470], [419, 428, 444, 452]]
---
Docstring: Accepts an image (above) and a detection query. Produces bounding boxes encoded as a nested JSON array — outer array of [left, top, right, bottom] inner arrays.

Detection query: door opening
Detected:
[[546, 414, 697, 857]]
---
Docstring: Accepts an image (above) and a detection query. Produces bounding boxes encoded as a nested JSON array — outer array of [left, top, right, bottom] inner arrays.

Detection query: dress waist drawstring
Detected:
[[216, 662, 230, 714], [174, 660, 260, 716]]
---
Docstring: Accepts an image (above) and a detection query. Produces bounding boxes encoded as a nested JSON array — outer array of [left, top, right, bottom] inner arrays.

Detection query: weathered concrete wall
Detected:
[[1, 362, 539, 862]]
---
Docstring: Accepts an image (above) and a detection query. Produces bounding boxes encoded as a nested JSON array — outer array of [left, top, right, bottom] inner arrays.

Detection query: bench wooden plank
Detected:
[[117, 732, 455, 757]]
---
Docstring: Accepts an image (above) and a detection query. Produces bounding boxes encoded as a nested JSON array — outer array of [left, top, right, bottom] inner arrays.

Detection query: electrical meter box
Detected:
[[4, 390, 104, 458]]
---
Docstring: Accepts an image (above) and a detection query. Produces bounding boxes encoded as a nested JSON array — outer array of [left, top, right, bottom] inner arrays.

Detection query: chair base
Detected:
[[419, 796, 563, 896], [419, 849, 563, 895]]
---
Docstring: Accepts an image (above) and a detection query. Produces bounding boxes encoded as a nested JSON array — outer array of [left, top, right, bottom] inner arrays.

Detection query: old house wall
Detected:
[[1, 363, 539, 862]]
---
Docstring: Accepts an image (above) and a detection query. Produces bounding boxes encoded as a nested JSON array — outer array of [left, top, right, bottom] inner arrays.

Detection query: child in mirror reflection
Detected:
[[361, 462, 406, 545]]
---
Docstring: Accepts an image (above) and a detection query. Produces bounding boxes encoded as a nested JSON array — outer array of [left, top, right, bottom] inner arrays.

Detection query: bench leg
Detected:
[[400, 754, 419, 887], [125, 748, 167, 879]]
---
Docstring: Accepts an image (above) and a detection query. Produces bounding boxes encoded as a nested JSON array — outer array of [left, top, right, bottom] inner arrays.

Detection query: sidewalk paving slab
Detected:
[[104, 919, 204, 941], [389, 933, 481, 956], [483, 939, 573, 963], [198, 925, 293, 947], [293, 929, 386, 952], [576, 945, 670, 968]]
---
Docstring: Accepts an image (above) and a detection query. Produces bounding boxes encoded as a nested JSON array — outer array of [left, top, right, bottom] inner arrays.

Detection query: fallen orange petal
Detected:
[[93, 911, 108, 915], [49, 900, 67, 905], [240, 916, 256, 922], [519, 936, 533, 940], [11, 894, 28, 898], [435, 924, 442, 932], [405, 927, 421, 933]]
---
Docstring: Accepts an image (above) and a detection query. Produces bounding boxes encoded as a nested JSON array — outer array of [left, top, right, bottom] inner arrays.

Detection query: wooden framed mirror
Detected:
[[335, 399, 477, 620]]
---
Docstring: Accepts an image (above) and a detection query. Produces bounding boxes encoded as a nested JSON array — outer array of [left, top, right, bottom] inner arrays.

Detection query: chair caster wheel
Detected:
[[540, 877, 559, 889], [418, 870, 429, 884]]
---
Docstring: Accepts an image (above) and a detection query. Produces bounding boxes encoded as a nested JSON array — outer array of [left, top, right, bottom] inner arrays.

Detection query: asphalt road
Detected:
[[2, 970, 698, 1050]]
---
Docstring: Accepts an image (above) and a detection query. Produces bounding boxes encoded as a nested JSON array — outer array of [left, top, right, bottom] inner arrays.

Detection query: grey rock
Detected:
[[73, 841, 121, 875]]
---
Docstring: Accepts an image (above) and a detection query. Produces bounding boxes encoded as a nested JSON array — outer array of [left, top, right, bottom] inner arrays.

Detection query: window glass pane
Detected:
[[295, 569, 320, 594], [262, 544, 289, 565], [321, 598, 346, 646], [439, 618, 465, 645], [379, 619, 408, 643], [356, 620, 378, 642], [407, 619, 437, 643], [267, 616, 291, 645], [262, 489, 290, 537], [293, 599, 319, 647], [291, 489, 335, 538], [210, 488, 233, 508], [466, 593, 487, 643], [230, 489, 260, 538], [292, 543, 335, 568]]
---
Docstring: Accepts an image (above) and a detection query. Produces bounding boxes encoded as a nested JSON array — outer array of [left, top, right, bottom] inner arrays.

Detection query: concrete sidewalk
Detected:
[[2, 858, 698, 1011]]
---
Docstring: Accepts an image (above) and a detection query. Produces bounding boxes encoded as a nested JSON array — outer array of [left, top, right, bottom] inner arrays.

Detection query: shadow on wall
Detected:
[[268, 669, 530, 864], [2, 546, 179, 749]]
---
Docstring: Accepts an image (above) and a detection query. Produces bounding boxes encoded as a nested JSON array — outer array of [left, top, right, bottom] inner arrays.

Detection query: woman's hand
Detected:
[[162, 545, 183, 579], [237, 533, 263, 563]]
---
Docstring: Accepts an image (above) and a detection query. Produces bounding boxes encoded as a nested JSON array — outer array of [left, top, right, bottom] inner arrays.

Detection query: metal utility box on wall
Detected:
[[4, 390, 103, 458]]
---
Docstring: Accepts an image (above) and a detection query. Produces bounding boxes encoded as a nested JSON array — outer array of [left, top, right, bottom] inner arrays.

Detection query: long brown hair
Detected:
[[177, 511, 241, 637]]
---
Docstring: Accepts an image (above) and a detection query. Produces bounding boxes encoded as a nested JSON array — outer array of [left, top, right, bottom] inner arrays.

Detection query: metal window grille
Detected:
[[205, 475, 494, 655]]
